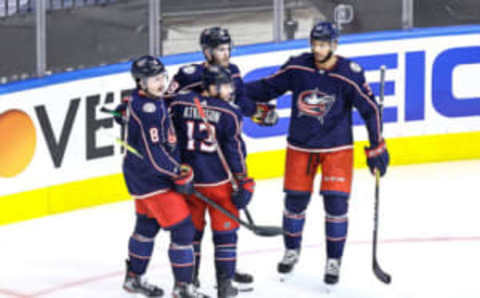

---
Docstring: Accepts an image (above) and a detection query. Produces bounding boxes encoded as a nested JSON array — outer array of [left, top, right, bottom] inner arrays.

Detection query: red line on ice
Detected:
[[0, 288, 29, 298], [9, 235, 480, 297]]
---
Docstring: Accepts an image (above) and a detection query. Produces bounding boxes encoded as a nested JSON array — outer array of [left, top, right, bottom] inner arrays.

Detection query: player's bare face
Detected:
[[212, 44, 230, 67], [144, 73, 168, 97], [311, 40, 335, 63], [208, 83, 234, 101], [218, 83, 235, 102]]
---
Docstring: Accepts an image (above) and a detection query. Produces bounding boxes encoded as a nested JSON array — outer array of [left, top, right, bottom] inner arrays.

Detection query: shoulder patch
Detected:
[[142, 102, 156, 113], [181, 65, 196, 75], [350, 61, 362, 73]]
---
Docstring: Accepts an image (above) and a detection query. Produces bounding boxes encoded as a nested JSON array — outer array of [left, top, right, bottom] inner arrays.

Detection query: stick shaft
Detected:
[[194, 98, 259, 226], [193, 190, 253, 230], [372, 65, 391, 284], [193, 97, 237, 189]]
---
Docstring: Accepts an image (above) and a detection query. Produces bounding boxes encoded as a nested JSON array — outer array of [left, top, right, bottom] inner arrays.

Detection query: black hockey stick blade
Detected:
[[251, 225, 283, 237], [373, 259, 391, 284], [243, 208, 283, 236], [192, 190, 282, 237], [100, 106, 122, 117], [100, 106, 113, 113]]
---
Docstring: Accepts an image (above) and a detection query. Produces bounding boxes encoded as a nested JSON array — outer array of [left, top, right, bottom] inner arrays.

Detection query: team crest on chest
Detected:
[[297, 89, 336, 124]]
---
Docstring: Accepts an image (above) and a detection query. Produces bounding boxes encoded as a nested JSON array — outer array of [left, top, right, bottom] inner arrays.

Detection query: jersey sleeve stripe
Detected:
[[328, 73, 382, 142], [210, 106, 247, 175], [160, 104, 181, 167], [180, 81, 202, 92], [265, 64, 315, 80]]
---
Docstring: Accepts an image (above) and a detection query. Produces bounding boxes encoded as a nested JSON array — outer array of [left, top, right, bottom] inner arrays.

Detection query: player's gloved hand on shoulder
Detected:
[[174, 164, 194, 195], [113, 102, 127, 125], [365, 140, 389, 177], [251, 103, 279, 126], [232, 175, 255, 209]]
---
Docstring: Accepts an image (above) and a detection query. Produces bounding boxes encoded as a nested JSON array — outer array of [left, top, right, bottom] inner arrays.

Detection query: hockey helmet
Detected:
[[202, 65, 233, 90], [200, 27, 232, 50], [131, 55, 166, 81], [310, 21, 339, 42]]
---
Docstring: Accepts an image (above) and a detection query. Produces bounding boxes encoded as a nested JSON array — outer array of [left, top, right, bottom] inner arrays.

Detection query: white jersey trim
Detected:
[[328, 73, 382, 143], [287, 143, 353, 153], [194, 178, 230, 187], [133, 188, 170, 200]]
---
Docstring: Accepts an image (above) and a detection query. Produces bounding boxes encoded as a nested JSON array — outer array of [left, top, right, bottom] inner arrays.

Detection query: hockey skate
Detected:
[[217, 279, 238, 298], [123, 261, 164, 297], [232, 270, 253, 292], [172, 283, 210, 298], [278, 249, 300, 281], [324, 258, 341, 285]]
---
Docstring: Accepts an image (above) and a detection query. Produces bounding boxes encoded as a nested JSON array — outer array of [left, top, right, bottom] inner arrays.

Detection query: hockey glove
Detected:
[[365, 140, 389, 177], [232, 176, 255, 209], [174, 164, 194, 195], [251, 103, 279, 126]]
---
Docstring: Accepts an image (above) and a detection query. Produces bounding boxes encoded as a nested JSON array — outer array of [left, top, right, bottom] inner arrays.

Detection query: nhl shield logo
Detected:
[[297, 89, 336, 124]]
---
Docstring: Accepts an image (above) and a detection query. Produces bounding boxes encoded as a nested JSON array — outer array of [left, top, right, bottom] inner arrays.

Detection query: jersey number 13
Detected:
[[186, 121, 217, 153]]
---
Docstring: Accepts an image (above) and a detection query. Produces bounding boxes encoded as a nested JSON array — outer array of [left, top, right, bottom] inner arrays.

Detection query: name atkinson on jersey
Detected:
[[183, 106, 221, 123]]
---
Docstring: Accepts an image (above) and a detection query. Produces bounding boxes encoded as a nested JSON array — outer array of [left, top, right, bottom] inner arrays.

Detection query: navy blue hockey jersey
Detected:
[[169, 91, 247, 186], [245, 53, 382, 151], [122, 90, 181, 198], [168, 62, 257, 117]]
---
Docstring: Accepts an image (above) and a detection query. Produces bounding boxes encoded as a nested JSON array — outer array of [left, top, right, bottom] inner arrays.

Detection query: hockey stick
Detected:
[[192, 190, 282, 236], [100, 107, 139, 158], [193, 97, 283, 237], [112, 135, 268, 233], [100, 106, 127, 121], [114, 136, 278, 236], [372, 65, 392, 284], [104, 104, 281, 236]]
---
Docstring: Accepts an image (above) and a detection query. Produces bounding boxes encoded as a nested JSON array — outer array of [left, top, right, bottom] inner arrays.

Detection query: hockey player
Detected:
[[168, 26, 278, 126], [245, 22, 390, 285], [122, 55, 209, 298], [167, 26, 273, 289], [169, 65, 255, 298]]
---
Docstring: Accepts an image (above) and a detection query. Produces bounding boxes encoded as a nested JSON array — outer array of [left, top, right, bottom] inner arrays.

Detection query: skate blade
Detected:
[[279, 272, 294, 282], [233, 282, 254, 292], [320, 284, 336, 295], [215, 282, 254, 293]]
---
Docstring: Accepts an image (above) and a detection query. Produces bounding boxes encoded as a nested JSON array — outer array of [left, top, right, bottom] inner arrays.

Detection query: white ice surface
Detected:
[[1, 160, 479, 298]]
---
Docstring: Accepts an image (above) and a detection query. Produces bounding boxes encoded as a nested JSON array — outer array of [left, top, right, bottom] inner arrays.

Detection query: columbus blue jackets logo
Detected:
[[297, 89, 336, 124]]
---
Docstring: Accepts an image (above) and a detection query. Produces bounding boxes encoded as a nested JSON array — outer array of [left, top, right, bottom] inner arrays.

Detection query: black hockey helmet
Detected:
[[131, 55, 166, 82], [310, 21, 339, 42], [200, 27, 232, 50], [202, 65, 233, 90]]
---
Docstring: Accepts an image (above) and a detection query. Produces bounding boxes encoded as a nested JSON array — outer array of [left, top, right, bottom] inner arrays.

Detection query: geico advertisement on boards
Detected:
[[0, 31, 479, 196]]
